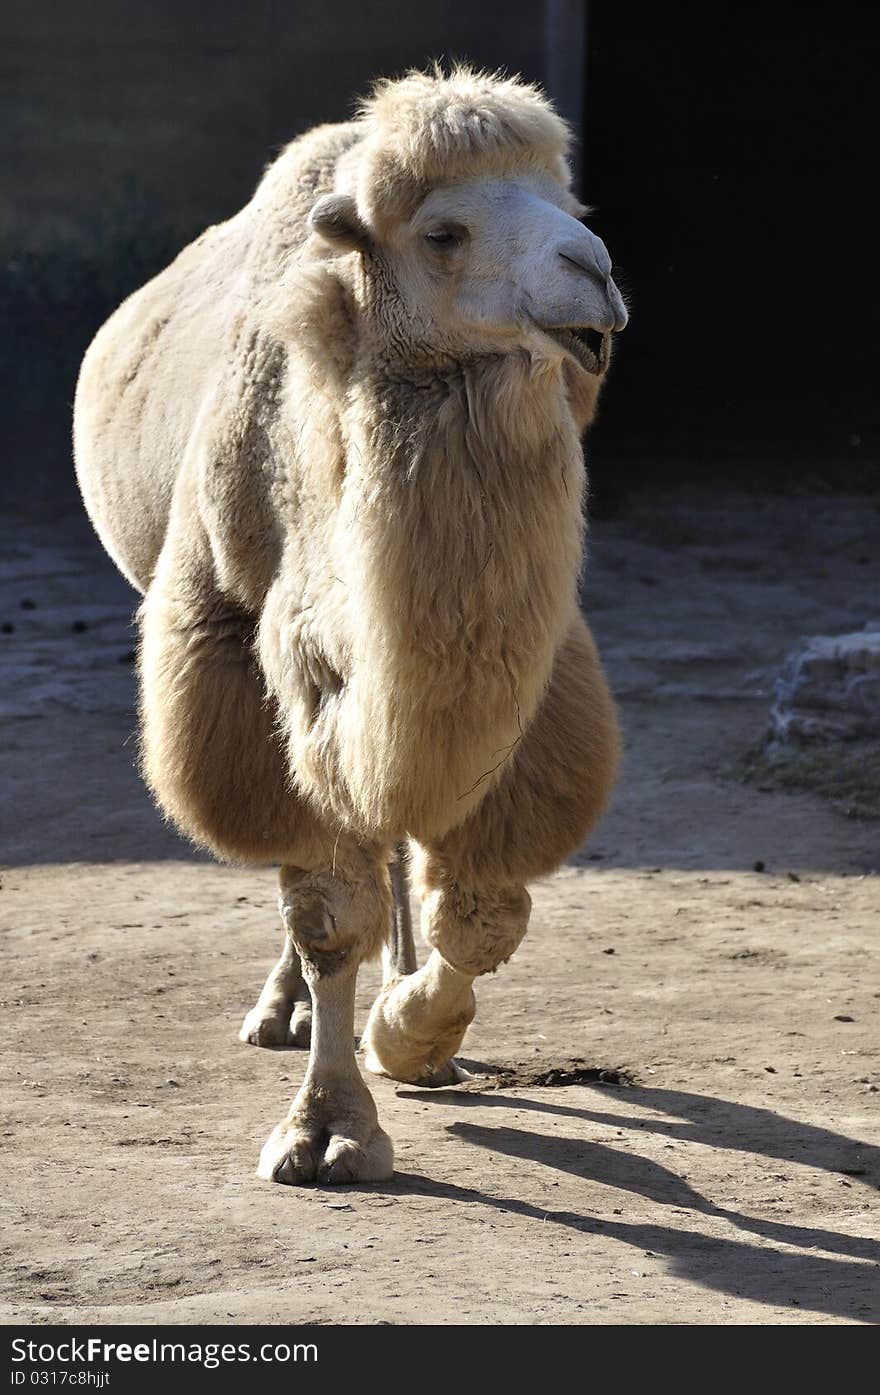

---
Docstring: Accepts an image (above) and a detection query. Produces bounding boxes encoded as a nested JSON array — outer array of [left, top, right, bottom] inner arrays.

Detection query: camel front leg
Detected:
[[362, 874, 530, 1086], [257, 852, 394, 1185], [362, 615, 619, 1087], [239, 928, 312, 1048]]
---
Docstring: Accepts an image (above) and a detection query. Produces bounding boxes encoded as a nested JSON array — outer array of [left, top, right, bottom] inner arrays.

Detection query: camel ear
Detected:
[[307, 194, 371, 252]]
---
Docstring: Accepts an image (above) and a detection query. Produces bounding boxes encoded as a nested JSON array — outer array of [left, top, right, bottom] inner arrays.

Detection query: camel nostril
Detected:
[[582, 328, 605, 358]]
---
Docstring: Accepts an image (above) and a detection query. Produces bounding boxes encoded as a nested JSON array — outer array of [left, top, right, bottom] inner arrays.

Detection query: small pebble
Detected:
[[834, 1014, 855, 1022], [753, 860, 766, 872], [1, 622, 14, 634], [71, 620, 88, 633], [20, 598, 36, 610]]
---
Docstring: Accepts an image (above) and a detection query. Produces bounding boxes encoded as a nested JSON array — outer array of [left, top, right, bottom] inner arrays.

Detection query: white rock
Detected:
[[771, 630, 880, 742]]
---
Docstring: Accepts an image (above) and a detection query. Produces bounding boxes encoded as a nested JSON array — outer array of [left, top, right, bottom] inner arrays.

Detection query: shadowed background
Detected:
[[2, 2, 878, 513]]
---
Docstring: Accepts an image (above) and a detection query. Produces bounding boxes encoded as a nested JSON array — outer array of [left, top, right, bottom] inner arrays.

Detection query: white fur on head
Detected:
[[353, 65, 572, 230]]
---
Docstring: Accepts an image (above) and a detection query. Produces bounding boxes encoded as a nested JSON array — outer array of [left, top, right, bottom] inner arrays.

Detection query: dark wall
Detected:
[[3, 4, 878, 514], [584, 13, 880, 483], [3, 1, 580, 252]]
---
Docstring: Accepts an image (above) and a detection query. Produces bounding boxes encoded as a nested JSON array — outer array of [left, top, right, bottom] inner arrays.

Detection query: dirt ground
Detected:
[[1, 485, 878, 1326]]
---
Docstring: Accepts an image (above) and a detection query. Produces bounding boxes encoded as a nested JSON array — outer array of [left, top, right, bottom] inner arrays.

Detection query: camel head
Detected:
[[305, 68, 628, 378]]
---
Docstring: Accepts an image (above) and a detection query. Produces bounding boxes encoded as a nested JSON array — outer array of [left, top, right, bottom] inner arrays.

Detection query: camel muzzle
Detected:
[[544, 324, 611, 375]]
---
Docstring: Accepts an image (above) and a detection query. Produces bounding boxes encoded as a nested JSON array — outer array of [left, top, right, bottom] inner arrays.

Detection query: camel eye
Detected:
[[424, 228, 462, 248]]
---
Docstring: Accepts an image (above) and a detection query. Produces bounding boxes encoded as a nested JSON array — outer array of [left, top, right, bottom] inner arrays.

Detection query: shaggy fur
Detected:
[[349, 67, 572, 228], [73, 67, 624, 1184]]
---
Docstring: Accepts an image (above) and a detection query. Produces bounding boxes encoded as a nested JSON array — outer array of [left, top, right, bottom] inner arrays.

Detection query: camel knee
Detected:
[[361, 873, 530, 1085], [419, 874, 531, 977], [279, 855, 389, 976]]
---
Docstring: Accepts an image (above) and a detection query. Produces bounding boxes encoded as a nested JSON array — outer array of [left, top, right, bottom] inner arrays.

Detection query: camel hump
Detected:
[[73, 214, 249, 592], [72, 118, 363, 594]]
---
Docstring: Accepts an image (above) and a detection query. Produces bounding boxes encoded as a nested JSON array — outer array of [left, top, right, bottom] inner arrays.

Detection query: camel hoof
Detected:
[[257, 1118, 394, 1186], [361, 975, 475, 1085], [239, 1001, 312, 1049], [409, 1058, 472, 1088], [289, 1000, 313, 1048], [239, 1007, 292, 1048], [364, 1051, 470, 1087]]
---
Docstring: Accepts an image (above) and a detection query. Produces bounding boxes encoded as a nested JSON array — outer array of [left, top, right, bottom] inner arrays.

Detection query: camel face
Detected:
[[308, 173, 627, 373]]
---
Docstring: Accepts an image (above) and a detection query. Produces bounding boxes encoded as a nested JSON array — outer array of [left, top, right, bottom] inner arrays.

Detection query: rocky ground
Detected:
[[1, 485, 877, 1325]]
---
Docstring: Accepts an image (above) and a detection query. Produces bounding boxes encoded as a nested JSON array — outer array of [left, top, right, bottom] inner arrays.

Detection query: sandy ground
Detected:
[[1, 486, 877, 1326]]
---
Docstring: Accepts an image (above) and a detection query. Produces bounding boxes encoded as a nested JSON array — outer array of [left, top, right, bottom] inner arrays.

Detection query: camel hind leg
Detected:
[[383, 843, 418, 979], [362, 614, 619, 1085], [240, 927, 313, 1048]]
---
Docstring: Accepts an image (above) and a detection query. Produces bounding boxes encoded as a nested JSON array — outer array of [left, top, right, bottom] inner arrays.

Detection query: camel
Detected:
[[73, 67, 626, 1185]]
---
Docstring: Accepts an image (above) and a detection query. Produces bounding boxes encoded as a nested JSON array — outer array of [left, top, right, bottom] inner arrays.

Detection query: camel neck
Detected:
[[339, 351, 585, 689]]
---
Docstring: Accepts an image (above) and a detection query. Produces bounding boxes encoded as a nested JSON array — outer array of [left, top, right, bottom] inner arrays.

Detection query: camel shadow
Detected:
[[412, 1078, 879, 1188], [390, 1082, 879, 1321]]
